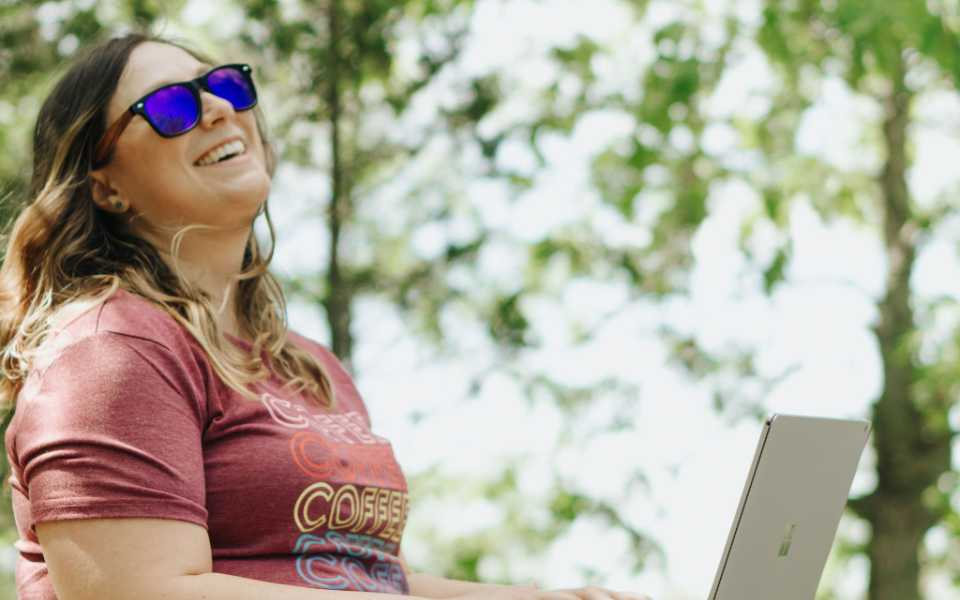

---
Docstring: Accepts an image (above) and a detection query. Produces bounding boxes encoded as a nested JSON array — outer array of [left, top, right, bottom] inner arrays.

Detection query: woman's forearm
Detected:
[[407, 572, 528, 599]]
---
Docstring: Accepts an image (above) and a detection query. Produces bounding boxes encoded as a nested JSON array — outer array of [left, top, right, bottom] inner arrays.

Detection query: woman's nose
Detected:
[[199, 90, 234, 127]]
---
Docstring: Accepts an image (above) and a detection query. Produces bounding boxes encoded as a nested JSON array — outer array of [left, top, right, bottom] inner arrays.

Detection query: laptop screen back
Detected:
[[708, 414, 871, 600]]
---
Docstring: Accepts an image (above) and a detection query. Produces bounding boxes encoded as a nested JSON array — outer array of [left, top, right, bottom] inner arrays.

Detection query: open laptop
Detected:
[[707, 414, 871, 599]]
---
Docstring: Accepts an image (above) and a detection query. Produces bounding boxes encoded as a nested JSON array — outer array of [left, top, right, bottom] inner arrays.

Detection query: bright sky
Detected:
[[8, 1, 957, 599]]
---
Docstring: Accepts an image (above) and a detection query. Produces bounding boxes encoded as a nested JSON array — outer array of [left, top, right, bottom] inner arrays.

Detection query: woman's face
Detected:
[[91, 41, 270, 236]]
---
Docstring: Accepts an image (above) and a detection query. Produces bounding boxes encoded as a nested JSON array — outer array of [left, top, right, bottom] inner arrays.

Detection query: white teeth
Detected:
[[195, 140, 246, 166]]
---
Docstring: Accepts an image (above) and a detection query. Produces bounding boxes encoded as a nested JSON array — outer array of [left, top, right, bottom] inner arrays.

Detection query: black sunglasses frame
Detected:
[[92, 63, 258, 169]]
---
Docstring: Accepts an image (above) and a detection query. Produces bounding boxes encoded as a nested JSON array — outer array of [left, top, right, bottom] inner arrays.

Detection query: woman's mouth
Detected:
[[195, 139, 247, 167]]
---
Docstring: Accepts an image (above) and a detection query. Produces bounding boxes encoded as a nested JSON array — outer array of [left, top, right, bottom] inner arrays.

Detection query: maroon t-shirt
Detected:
[[4, 288, 411, 599]]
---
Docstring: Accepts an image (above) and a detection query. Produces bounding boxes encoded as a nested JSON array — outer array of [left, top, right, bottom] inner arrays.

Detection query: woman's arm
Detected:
[[400, 551, 537, 599]]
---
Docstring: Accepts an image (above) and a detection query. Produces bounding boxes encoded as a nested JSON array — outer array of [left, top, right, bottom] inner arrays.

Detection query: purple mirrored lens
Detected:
[[207, 67, 257, 110], [143, 85, 199, 135]]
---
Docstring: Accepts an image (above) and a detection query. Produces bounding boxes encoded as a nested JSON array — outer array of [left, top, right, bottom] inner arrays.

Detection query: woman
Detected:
[[0, 33, 652, 600]]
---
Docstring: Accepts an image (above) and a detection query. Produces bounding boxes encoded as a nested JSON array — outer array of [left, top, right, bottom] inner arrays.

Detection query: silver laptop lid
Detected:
[[708, 414, 871, 600]]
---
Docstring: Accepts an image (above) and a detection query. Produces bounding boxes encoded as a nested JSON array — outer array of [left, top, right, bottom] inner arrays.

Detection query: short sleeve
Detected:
[[10, 332, 208, 535]]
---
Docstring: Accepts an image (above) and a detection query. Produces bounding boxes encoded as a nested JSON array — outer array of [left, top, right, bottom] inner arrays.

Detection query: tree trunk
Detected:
[[864, 51, 952, 600], [322, 0, 356, 370]]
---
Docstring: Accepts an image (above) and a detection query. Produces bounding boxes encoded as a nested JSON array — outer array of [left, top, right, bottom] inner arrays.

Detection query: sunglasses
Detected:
[[92, 63, 258, 169]]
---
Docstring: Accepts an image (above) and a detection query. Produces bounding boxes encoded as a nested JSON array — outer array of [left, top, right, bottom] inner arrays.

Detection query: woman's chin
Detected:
[[194, 157, 269, 191], [217, 178, 271, 206]]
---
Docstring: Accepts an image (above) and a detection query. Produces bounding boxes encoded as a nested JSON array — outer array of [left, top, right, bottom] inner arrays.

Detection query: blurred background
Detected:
[[1, 0, 959, 599]]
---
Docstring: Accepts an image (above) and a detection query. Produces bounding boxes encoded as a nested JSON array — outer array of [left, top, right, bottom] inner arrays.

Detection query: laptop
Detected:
[[707, 414, 871, 599]]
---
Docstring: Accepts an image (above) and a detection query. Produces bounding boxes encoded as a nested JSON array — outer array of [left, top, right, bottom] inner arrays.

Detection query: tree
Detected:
[[231, 0, 478, 370], [754, 3, 960, 598]]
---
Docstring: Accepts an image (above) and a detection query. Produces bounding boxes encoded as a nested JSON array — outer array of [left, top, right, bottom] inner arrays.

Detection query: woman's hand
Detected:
[[544, 586, 653, 600], [450, 583, 547, 600], [452, 584, 652, 600]]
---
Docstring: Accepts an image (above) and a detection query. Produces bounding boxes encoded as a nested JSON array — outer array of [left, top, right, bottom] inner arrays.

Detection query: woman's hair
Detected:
[[0, 33, 337, 425]]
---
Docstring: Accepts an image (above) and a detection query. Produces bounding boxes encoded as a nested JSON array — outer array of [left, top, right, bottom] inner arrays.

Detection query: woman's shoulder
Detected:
[[45, 287, 193, 362], [282, 329, 370, 423], [284, 330, 348, 374], [283, 329, 324, 355]]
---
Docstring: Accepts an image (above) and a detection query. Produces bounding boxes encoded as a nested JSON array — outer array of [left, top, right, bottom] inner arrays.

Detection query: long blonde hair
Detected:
[[0, 33, 337, 424]]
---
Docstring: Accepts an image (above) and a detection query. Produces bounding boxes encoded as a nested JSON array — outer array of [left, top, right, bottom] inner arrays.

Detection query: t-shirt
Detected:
[[4, 287, 411, 599]]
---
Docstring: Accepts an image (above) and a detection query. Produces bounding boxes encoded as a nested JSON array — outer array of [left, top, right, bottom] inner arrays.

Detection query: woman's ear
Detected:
[[88, 171, 125, 213], [89, 171, 111, 203]]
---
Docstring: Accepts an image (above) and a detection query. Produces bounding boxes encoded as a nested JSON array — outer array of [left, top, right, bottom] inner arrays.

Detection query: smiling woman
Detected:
[[0, 32, 412, 600]]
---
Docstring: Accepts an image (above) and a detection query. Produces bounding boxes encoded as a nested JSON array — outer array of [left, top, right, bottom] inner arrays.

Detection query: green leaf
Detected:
[[763, 244, 790, 295]]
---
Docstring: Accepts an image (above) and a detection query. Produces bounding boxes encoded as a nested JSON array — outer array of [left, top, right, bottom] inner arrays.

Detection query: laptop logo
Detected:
[[778, 523, 797, 557]]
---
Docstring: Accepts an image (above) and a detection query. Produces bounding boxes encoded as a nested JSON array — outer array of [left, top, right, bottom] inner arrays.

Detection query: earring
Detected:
[[111, 197, 126, 212]]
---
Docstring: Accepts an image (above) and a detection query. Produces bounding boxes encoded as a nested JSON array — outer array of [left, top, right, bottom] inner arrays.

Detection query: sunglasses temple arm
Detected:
[[92, 110, 136, 169]]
